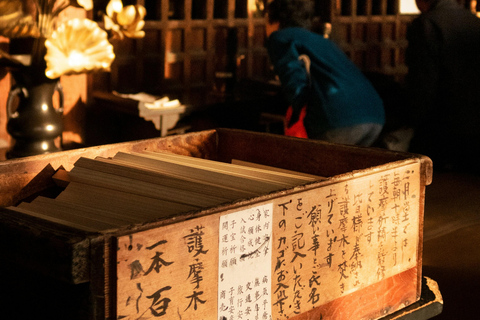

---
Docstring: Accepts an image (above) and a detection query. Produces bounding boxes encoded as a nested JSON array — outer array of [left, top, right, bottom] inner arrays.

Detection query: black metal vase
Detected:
[[6, 66, 64, 158]]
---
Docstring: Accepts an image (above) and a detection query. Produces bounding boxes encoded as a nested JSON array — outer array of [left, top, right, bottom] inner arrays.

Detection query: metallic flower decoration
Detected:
[[44, 18, 115, 79], [103, 0, 146, 40]]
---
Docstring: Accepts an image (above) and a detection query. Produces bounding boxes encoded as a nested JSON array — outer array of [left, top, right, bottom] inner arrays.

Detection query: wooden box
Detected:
[[0, 129, 432, 320]]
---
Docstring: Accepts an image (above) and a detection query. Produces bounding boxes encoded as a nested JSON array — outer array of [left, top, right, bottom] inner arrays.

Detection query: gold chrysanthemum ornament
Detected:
[[44, 18, 115, 79], [104, 0, 146, 39]]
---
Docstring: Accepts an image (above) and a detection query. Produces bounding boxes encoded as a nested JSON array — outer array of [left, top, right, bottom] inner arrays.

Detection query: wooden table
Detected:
[[92, 91, 189, 137]]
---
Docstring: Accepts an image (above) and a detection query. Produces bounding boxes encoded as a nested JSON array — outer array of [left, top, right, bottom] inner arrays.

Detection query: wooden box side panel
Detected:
[[113, 161, 423, 320], [0, 207, 91, 284], [295, 267, 418, 320], [215, 128, 432, 181]]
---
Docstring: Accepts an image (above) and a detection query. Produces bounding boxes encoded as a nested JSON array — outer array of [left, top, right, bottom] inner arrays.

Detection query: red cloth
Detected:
[[284, 105, 308, 139]]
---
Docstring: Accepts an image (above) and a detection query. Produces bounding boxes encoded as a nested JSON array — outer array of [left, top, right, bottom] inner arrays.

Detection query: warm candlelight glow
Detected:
[[44, 18, 115, 79], [67, 50, 89, 68]]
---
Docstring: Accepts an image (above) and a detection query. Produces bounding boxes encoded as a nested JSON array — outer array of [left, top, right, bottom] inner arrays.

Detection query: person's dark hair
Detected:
[[267, 0, 314, 30]]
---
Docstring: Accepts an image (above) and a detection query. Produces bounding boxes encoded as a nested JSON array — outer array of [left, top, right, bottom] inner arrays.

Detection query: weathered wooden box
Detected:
[[0, 129, 432, 320]]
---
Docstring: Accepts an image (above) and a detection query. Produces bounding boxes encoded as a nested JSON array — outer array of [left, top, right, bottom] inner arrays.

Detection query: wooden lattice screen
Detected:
[[91, 0, 271, 100]]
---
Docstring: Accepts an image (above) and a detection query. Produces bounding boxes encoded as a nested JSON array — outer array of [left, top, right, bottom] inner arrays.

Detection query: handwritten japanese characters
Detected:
[[116, 215, 217, 319], [115, 162, 421, 319], [218, 203, 273, 320], [271, 163, 420, 319]]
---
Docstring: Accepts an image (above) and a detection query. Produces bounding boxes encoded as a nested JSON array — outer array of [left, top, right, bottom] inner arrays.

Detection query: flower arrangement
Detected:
[[0, 0, 146, 79]]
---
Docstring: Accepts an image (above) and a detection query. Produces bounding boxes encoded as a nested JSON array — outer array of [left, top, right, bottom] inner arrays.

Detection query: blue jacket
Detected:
[[267, 27, 385, 138]]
